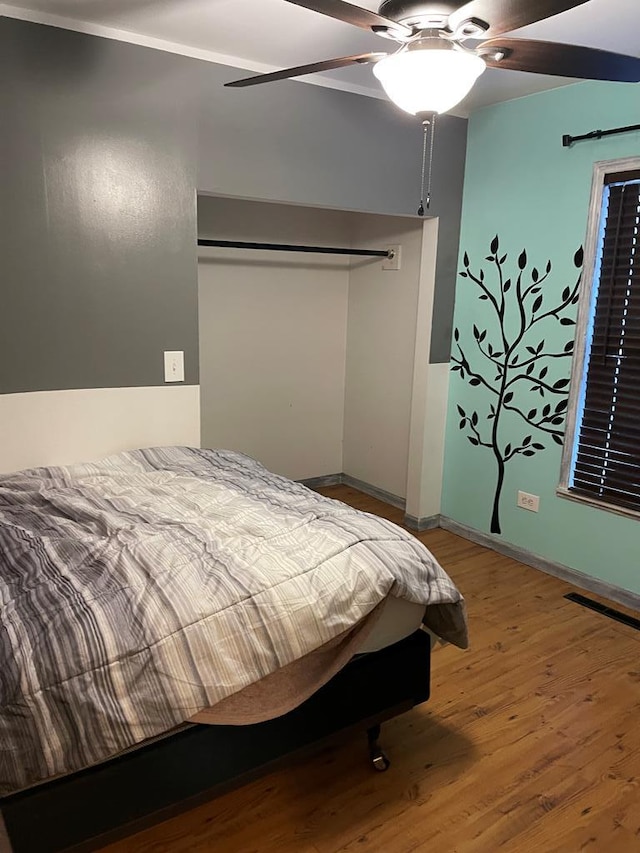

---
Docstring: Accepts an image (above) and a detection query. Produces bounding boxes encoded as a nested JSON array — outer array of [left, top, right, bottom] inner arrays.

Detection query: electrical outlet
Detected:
[[382, 245, 401, 271], [517, 491, 539, 512]]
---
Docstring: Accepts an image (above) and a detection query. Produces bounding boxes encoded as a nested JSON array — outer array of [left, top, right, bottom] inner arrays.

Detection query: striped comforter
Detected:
[[0, 447, 467, 794]]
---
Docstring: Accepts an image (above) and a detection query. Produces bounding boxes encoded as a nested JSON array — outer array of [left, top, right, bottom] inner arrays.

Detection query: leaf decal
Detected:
[[491, 235, 499, 254], [574, 246, 584, 268], [527, 409, 537, 420], [468, 436, 479, 446], [454, 328, 460, 342], [457, 404, 465, 417], [532, 295, 543, 313], [469, 378, 481, 386], [560, 317, 575, 326], [532, 267, 539, 282], [504, 392, 514, 404], [518, 249, 527, 270], [552, 434, 564, 445], [504, 278, 512, 293], [553, 378, 570, 390], [463, 251, 470, 268]]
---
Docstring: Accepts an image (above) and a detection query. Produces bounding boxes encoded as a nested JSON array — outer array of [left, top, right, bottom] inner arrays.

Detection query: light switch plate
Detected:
[[164, 351, 184, 383]]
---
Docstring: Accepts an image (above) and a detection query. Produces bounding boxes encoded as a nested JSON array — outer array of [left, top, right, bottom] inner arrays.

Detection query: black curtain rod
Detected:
[[562, 123, 640, 148], [197, 238, 391, 259]]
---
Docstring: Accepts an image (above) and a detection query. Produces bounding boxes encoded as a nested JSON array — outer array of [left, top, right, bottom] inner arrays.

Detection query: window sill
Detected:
[[556, 486, 640, 522]]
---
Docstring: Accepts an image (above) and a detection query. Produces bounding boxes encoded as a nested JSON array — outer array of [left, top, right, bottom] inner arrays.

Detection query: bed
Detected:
[[0, 446, 467, 853]]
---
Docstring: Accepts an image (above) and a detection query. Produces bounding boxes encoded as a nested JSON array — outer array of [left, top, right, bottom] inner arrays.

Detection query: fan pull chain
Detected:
[[418, 114, 436, 217]]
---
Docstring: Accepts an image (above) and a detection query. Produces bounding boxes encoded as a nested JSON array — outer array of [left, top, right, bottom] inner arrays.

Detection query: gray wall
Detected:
[[0, 16, 467, 396], [0, 19, 200, 393]]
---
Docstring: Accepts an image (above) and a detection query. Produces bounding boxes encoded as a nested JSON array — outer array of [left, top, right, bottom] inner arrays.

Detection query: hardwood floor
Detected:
[[102, 486, 640, 853]]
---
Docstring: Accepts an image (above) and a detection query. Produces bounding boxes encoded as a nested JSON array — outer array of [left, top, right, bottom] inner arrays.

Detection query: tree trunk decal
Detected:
[[452, 237, 583, 534]]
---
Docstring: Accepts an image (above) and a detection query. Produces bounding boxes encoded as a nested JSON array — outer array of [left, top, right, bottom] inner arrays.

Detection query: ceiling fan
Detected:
[[225, 0, 640, 117]]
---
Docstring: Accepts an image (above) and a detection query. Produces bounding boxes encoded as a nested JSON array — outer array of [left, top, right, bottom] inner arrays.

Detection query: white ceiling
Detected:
[[2, 0, 639, 115]]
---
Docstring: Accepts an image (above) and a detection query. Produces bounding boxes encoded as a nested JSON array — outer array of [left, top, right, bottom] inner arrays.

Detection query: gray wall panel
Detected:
[[1, 20, 200, 393], [0, 16, 467, 395]]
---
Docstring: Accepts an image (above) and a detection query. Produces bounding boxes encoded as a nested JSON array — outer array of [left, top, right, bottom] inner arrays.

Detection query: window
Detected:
[[560, 158, 640, 515]]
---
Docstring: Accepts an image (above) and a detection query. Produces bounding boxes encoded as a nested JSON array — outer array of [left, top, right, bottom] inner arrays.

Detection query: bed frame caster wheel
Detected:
[[371, 749, 391, 772], [367, 724, 390, 772]]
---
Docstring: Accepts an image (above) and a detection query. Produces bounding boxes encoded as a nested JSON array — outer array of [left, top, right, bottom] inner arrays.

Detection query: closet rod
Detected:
[[197, 239, 392, 259], [562, 123, 640, 147]]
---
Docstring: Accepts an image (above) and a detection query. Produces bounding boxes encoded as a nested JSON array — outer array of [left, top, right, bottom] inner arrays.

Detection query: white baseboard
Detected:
[[0, 385, 201, 474], [403, 513, 440, 531], [299, 472, 405, 510], [341, 474, 405, 510]]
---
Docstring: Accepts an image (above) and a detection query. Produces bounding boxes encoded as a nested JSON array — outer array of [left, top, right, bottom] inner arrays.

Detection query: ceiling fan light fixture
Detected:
[[373, 43, 486, 115]]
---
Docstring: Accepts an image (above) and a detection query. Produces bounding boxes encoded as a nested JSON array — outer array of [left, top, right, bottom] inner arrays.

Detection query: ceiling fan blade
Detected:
[[283, 0, 412, 38], [225, 53, 387, 88], [450, 0, 589, 38], [479, 38, 640, 82]]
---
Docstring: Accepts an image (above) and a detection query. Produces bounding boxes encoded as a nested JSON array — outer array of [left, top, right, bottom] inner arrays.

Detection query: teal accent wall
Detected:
[[442, 80, 640, 596]]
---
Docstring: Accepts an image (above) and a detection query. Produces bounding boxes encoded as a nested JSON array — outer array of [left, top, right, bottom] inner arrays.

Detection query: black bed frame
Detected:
[[0, 630, 431, 853]]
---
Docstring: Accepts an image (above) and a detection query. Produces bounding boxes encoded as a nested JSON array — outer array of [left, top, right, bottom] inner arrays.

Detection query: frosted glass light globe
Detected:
[[373, 46, 486, 115]]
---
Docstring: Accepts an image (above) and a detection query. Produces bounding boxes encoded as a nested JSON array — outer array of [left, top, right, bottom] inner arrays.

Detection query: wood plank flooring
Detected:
[[102, 486, 640, 853]]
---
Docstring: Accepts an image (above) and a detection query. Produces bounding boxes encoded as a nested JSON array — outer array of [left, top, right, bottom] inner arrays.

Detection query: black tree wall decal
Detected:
[[452, 237, 583, 534]]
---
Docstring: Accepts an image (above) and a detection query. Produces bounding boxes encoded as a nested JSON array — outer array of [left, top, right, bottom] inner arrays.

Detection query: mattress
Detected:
[[359, 595, 426, 653]]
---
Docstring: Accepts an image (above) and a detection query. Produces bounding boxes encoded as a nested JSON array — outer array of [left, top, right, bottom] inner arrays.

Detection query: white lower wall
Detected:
[[0, 385, 200, 474], [405, 219, 448, 521], [407, 363, 450, 521]]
